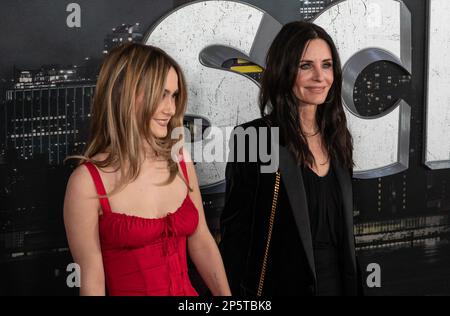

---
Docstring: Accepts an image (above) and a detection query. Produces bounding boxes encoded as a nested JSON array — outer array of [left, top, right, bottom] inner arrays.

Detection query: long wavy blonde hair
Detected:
[[69, 43, 188, 195]]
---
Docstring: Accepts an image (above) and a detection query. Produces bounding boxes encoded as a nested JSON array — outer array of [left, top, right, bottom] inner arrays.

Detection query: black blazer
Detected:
[[219, 118, 363, 296]]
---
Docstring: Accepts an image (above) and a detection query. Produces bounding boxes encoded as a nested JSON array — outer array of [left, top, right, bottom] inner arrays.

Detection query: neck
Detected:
[[298, 103, 319, 134], [141, 141, 159, 161]]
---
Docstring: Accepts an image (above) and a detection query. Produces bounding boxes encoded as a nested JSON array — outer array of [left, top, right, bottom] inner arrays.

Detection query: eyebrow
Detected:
[[300, 59, 333, 63]]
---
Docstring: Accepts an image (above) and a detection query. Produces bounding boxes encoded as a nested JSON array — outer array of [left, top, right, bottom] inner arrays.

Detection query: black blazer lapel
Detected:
[[278, 146, 317, 282], [332, 160, 357, 273]]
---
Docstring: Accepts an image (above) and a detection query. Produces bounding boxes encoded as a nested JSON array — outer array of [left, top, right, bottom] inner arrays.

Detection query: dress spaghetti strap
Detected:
[[179, 157, 190, 186], [84, 162, 112, 214]]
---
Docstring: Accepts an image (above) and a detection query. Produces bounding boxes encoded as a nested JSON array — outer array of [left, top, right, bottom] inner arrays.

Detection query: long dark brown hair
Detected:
[[260, 21, 353, 169]]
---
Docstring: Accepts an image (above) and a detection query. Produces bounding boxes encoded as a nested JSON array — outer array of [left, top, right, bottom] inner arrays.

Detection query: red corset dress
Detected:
[[84, 159, 199, 296]]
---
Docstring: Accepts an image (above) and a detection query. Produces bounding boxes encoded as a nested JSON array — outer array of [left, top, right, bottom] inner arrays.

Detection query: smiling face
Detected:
[[293, 38, 334, 107], [149, 67, 179, 139]]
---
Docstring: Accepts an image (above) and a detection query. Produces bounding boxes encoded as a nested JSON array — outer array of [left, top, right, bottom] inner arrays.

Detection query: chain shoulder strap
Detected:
[[257, 171, 281, 296]]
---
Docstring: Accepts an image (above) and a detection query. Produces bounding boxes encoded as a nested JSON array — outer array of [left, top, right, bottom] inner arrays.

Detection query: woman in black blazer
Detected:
[[220, 21, 363, 296]]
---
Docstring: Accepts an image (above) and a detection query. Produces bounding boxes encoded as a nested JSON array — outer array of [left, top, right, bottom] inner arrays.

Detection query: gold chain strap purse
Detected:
[[256, 171, 281, 296]]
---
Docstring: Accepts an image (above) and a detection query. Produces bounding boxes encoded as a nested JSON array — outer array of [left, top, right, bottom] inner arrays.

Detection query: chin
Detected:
[[303, 97, 327, 106], [155, 131, 168, 139], [151, 127, 168, 139]]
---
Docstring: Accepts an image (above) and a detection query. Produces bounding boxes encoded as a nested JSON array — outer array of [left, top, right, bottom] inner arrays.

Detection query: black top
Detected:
[[301, 163, 345, 296]]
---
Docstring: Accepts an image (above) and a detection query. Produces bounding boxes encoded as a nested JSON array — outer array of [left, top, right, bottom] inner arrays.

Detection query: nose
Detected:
[[312, 64, 325, 82], [162, 95, 176, 116]]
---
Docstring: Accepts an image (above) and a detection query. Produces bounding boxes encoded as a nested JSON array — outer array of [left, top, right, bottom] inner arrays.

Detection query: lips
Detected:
[[306, 87, 327, 93], [154, 118, 170, 127]]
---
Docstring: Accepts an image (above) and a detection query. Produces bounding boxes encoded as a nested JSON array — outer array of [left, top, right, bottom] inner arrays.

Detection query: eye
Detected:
[[299, 63, 312, 70], [323, 62, 333, 69]]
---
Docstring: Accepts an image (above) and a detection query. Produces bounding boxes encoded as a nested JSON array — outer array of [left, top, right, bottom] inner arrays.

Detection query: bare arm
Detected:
[[63, 165, 105, 296], [184, 153, 231, 296]]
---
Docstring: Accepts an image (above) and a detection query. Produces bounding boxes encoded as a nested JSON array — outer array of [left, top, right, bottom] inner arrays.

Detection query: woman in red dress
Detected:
[[63, 43, 231, 296]]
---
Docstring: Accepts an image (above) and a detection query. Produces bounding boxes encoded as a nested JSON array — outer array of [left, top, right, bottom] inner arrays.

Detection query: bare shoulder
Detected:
[[63, 163, 102, 222], [66, 164, 96, 198], [67, 151, 109, 188]]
